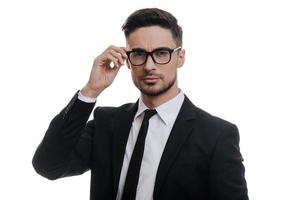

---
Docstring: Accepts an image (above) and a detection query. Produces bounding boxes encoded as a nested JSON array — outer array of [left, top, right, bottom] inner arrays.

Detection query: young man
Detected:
[[33, 8, 248, 200]]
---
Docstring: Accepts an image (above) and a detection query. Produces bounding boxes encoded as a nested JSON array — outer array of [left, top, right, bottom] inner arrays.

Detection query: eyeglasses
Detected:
[[126, 46, 182, 66]]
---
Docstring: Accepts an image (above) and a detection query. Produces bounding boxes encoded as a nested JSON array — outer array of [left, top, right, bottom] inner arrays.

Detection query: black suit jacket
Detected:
[[32, 91, 248, 200]]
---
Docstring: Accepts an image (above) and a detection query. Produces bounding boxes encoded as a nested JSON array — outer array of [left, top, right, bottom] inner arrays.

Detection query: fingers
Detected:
[[107, 45, 128, 68], [107, 54, 121, 68], [110, 45, 128, 60], [110, 49, 124, 66], [93, 45, 128, 70]]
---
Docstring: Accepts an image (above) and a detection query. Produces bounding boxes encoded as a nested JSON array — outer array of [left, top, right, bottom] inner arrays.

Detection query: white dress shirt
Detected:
[[78, 90, 185, 200], [78, 90, 97, 103]]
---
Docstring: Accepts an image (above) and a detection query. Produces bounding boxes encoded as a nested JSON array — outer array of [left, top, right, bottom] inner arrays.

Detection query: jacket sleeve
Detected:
[[209, 124, 249, 200], [32, 90, 96, 180]]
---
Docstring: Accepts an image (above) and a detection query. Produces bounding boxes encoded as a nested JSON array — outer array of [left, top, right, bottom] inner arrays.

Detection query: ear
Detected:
[[177, 48, 185, 68]]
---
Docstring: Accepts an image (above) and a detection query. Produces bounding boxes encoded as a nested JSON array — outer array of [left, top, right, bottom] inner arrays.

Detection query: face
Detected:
[[126, 26, 185, 97]]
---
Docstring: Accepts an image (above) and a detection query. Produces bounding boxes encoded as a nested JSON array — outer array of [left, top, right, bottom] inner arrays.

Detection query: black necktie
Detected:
[[122, 109, 157, 200]]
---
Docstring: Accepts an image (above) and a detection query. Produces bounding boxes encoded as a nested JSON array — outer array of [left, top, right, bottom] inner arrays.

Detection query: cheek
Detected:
[[164, 66, 177, 79], [131, 71, 136, 80], [131, 69, 142, 81]]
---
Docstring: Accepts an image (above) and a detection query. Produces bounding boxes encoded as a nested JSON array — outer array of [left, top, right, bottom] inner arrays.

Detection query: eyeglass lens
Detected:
[[129, 49, 171, 65]]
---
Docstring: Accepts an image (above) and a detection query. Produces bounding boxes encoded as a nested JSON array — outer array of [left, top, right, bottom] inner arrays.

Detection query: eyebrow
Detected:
[[130, 47, 172, 52], [131, 48, 146, 51]]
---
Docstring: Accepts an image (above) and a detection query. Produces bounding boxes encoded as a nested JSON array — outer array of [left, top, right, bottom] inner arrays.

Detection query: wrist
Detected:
[[78, 90, 97, 103], [80, 84, 103, 98]]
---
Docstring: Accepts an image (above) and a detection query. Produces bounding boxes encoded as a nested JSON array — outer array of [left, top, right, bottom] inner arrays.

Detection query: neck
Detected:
[[140, 82, 180, 109]]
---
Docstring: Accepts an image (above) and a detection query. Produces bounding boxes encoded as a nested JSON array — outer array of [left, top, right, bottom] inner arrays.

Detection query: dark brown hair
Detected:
[[122, 8, 183, 46]]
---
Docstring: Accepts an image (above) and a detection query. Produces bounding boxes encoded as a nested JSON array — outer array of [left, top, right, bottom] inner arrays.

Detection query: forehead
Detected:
[[126, 26, 176, 50]]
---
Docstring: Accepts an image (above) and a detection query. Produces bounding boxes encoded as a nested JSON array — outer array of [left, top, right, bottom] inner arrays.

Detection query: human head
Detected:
[[121, 8, 185, 99]]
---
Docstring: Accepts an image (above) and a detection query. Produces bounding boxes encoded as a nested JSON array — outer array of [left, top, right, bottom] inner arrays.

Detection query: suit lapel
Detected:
[[111, 101, 138, 198], [153, 96, 197, 199]]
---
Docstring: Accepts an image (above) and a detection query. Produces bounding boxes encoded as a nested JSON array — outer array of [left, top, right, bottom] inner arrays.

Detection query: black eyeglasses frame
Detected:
[[126, 46, 182, 66]]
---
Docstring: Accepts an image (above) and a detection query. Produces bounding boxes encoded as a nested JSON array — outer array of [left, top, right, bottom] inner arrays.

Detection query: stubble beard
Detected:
[[135, 73, 177, 97]]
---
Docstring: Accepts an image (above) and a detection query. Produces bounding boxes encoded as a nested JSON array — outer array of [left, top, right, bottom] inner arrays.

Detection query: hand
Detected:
[[81, 45, 128, 98]]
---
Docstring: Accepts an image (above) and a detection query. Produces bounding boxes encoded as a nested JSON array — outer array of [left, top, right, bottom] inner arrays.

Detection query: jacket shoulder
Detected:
[[93, 102, 135, 118], [188, 99, 239, 142], [195, 107, 236, 129], [188, 102, 241, 154], [184, 96, 237, 130]]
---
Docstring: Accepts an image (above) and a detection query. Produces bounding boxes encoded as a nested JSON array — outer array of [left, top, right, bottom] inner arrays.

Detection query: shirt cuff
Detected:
[[77, 90, 97, 103]]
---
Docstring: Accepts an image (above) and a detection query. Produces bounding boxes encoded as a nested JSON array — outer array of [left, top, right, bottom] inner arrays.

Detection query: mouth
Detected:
[[141, 76, 160, 84]]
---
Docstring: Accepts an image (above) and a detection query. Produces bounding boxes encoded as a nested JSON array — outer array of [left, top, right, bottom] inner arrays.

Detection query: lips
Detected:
[[141, 76, 160, 83]]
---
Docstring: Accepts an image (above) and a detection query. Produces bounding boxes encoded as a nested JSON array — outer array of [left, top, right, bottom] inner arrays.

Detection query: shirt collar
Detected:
[[135, 89, 185, 125]]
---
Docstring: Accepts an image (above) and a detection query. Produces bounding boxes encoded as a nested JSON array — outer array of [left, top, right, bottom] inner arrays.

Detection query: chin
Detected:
[[140, 86, 160, 96], [140, 84, 172, 97], [134, 76, 177, 97]]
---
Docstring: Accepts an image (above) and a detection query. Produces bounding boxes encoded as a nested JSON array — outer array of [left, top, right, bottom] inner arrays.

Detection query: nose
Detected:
[[144, 55, 157, 72]]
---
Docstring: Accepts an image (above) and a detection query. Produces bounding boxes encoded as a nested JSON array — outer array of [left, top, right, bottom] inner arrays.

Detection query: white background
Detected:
[[0, 0, 299, 199]]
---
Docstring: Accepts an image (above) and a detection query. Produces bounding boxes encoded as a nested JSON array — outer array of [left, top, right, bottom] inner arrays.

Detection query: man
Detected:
[[32, 8, 248, 200]]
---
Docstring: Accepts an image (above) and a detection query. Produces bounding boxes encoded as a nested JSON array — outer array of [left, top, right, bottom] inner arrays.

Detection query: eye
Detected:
[[131, 51, 146, 57], [154, 50, 169, 58]]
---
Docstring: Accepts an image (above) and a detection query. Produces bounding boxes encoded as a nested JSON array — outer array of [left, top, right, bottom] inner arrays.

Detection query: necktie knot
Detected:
[[144, 109, 157, 121]]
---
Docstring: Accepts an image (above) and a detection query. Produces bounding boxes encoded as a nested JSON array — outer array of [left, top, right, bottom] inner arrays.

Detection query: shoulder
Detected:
[[92, 102, 136, 119], [195, 106, 236, 131], [185, 95, 236, 127], [185, 96, 239, 140]]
